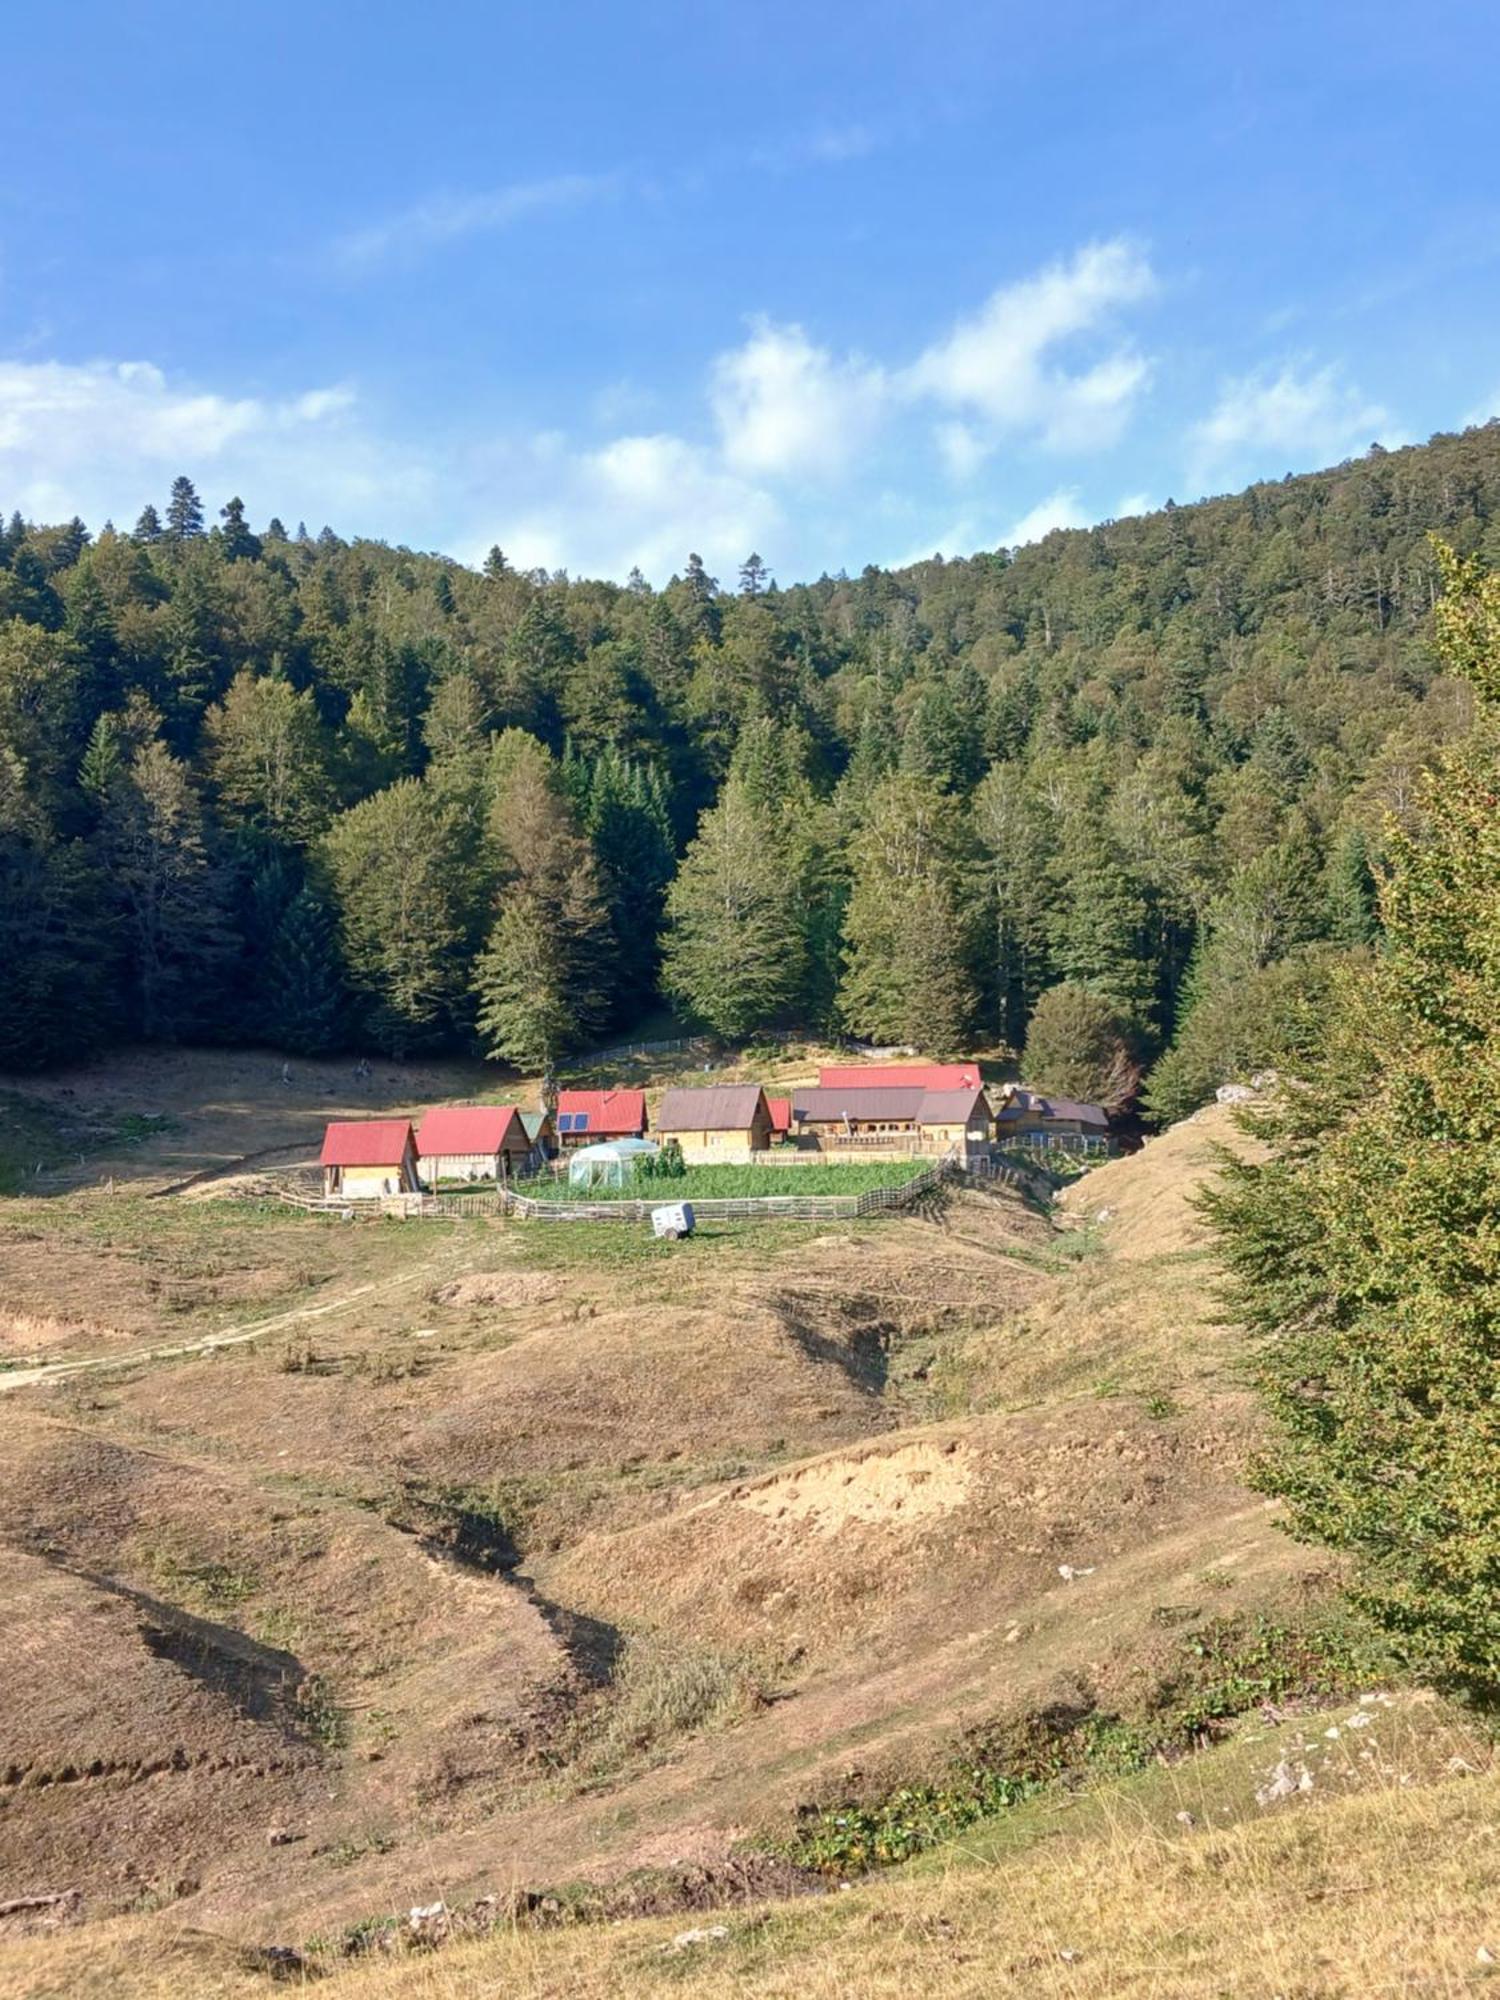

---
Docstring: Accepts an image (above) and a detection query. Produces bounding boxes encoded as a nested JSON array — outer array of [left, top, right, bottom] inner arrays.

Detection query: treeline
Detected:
[[3, 432, 1500, 1106]]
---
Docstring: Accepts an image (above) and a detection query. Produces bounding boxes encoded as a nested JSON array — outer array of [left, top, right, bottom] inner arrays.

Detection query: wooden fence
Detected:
[[263, 1156, 959, 1226]]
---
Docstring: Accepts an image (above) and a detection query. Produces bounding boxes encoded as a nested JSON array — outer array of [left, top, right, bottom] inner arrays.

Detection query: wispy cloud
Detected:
[[1187, 360, 1399, 493], [0, 356, 421, 530], [749, 122, 879, 171], [1001, 488, 1091, 547], [333, 172, 618, 268], [905, 240, 1157, 457]]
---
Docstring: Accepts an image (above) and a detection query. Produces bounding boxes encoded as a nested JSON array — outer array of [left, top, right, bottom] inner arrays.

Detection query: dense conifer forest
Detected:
[[4, 428, 1500, 1113]]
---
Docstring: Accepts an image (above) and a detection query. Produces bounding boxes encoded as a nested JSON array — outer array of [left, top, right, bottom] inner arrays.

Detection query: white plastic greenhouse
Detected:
[[565, 1138, 661, 1190]]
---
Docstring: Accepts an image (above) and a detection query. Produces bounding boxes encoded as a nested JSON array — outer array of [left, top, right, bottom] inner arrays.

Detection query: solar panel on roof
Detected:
[[573, 1111, 590, 1131], [558, 1112, 577, 1132]]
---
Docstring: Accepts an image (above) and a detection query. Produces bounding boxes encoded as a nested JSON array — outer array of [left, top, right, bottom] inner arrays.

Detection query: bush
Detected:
[[1022, 982, 1140, 1111]]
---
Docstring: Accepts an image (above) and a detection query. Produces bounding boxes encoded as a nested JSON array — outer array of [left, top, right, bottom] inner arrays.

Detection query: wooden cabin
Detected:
[[655, 1085, 773, 1163], [788, 1084, 992, 1159], [320, 1119, 419, 1199], [415, 1105, 532, 1185], [554, 1088, 648, 1148], [994, 1086, 1110, 1149]]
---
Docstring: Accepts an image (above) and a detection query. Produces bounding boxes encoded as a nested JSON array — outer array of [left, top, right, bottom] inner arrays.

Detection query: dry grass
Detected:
[[6, 1727, 1496, 1999], [0, 1050, 1451, 1994]]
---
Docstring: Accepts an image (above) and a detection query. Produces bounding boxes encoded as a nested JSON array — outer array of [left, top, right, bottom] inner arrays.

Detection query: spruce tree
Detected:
[[1206, 541, 1500, 1691], [838, 771, 979, 1052], [165, 475, 205, 541], [218, 496, 262, 563], [133, 503, 163, 543], [262, 885, 346, 1055], [473, 747, 609, 1068]]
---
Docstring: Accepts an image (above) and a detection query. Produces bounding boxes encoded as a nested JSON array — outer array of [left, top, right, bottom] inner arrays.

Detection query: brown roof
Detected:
[[997, 1087, 1109, 1128], [791, 1085, 990, 1127], [656, 1085, 769, 1132]]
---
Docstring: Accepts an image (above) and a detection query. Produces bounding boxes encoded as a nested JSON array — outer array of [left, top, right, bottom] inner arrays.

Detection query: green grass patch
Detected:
[[777, 1611, 1395, 1876], [517, 1159, 925, 1202]]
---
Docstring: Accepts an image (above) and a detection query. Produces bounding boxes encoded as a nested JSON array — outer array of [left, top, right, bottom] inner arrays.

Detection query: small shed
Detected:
[[655, 1085, 773, 1163], [320, 1119, 419, 1199], [766, 1097, 792, 1145], [415, 1105, 531, 1185], [566, 1138, 660, 1190], [555, 1088, 648, 1147], [519, 1108, 557, 1161]]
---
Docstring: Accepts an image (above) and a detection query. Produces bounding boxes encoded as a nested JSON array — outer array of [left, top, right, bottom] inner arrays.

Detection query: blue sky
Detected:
[[3, 0, 1498, 582]]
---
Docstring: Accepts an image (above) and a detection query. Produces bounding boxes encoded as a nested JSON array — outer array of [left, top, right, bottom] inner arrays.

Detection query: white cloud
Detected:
[[1001, 489, 1090, 547], [474, 431, 779, 581], [334, 173, 616, 268], [711, 319, 887, 481], [0, 356, 419, 530], [934, 420, 988, 480], [1187, 362, 1396, 492], [1114, 489, 1154, 518], [906, 239, 1156, 452], [1463, 386, 1500, 427]]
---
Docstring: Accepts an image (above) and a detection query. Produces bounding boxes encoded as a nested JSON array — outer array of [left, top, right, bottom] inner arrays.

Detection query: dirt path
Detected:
[[0, 1232, 476, 1396]]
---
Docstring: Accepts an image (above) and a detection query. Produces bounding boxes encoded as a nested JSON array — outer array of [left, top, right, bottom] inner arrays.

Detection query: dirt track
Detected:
[[0, 1231, 472, 1393]]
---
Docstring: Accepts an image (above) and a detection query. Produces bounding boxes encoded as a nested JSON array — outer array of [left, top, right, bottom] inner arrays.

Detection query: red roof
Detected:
[[818, 1063, 982, 1092], [320, 1119, 415, 1167], [555, 1088, 647, 1137], [415, 1105, 522, 1157], [767, 1096, 792, 1133]]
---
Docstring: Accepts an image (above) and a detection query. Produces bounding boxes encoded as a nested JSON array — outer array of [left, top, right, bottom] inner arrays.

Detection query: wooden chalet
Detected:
[[415, 1104, 534, 1185], [655, 1084, 773, 1163], [994, 1086, 1111, 1149], [788, 1084, 992, 1159], [319, 1119, 419, 1199]]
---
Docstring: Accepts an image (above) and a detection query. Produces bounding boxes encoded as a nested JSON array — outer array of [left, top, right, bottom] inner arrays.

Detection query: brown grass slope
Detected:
[[0, 1055, 1326, 1969]]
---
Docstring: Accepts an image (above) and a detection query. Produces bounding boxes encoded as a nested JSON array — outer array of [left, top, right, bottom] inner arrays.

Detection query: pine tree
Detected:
[[473, 749, 609, 1067], [838, 772, 979, 1052], [95, 738, 235, 1038], [133, 504, 163, 543], [739, 551, 770, 597], [583, 747, 676, 1018], [165, 476, 205, 541], [1325, 824, 1380, 945], [261, 885, 346, 1055], [218, 496, 262, 563], [1206, 541, 1500, 1691], [0, 751, 114, 1067]]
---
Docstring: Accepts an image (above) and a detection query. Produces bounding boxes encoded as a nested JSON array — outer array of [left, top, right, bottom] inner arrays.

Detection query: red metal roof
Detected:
[[767, 1096, 792, 1133], [320, 1119, 415, 1167], [555, 1088, 647, 1136], [818, 1062, 982, 1092], [415, 1105, 522, 1157]]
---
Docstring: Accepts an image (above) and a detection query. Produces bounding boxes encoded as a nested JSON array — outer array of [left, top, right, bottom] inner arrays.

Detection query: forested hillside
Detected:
[[4, 428, 1499, 1109]]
